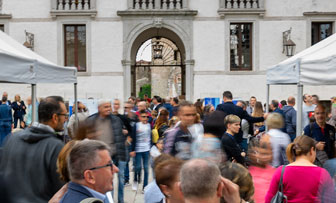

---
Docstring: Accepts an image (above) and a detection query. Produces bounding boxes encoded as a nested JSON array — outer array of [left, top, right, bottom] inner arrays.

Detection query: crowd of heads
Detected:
[[1, 90, 336, 203]]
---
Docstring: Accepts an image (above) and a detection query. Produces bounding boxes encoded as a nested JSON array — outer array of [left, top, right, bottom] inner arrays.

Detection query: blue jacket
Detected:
[[304, 122, 335, 159], [0, 104, 12, 124], [61, 182, 93, 203], [282, 105, 296, 135]]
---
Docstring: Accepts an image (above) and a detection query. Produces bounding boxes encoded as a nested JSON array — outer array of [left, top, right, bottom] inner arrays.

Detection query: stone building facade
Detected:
[[0, 0, 336, 102]]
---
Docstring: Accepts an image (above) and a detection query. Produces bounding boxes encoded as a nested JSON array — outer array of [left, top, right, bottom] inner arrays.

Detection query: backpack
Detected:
[[152, 128, 159, 144]]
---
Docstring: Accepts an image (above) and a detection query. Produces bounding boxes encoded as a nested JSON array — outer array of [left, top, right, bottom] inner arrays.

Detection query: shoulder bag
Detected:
[[271, 166, 288, 203]]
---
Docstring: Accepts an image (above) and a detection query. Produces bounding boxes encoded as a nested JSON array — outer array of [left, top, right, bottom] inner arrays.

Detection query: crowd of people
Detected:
[[0, 90, 336, 203]]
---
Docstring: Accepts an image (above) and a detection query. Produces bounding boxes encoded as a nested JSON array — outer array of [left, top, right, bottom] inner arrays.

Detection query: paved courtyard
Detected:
[[112, 167, 154, 203]]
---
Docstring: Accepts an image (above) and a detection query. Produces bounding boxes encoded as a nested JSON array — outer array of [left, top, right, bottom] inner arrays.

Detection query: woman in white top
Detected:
[[265, 112, 291, 167]]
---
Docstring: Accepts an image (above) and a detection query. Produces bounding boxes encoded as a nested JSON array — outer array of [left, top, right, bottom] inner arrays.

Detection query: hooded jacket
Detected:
[[282, 105, 297, 135], [0, 123, 64, 203]]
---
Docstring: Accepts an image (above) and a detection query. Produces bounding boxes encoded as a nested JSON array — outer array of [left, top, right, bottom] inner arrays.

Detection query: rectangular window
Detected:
[[230, 23, 252, 71], [64, 25, 86, 72], [0, 24, 4, 32], [312, 22, 333, 45]]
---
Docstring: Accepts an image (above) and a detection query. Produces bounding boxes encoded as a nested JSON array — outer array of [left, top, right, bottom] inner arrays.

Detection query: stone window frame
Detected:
[[311, 22, 333, 45], [229, 22, 253, 71], [224, 17, 260, 73], [304, 12, 336, 47], [57, 18, 92, 76], [64, 24, 87, 72]]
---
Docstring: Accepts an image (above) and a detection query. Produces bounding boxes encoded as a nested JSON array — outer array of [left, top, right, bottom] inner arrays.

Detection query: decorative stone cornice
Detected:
[[122, 60, 132, 66], [0, 13, 12, 19], [217, 8, 265, 18], [50, 10, 97, 18], [117, 10, 198, 17], [303, 12, 336, 16], [184, 59, 195, 65]]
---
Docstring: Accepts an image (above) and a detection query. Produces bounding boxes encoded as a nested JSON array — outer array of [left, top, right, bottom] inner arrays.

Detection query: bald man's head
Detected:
[[287, 96, 295, 106]]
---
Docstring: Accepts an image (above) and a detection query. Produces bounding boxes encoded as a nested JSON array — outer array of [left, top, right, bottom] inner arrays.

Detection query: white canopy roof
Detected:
[[0, 30, 77, 84], [267, 33, 336, 85]]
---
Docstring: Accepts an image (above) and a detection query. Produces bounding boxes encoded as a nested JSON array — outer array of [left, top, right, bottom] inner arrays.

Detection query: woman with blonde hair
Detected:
[[222, 114, 245, 165], [265, 112, 291, 167], [11, 94, 26, 129], [265, 135, 336, 202]]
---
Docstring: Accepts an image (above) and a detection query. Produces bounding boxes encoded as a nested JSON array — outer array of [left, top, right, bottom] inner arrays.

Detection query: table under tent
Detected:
[[0, 30, 78, 123], [266, 33, 336, 138]]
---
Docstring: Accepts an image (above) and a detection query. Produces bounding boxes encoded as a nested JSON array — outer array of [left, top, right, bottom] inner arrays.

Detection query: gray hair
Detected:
[[98, 99, 111, 106], [266, 112, 284, 129], [67, 140, 111, 181], [180, 159, 221, 199]]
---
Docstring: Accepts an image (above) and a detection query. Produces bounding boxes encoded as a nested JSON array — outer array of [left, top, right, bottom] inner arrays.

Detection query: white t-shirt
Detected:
[[135, 122, 151, 153]]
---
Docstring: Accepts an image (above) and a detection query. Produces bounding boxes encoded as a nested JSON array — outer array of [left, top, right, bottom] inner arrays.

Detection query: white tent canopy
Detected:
[[266, 33, 336, 138], [0, 30, 77, 84], [0, 30, 78, 123]]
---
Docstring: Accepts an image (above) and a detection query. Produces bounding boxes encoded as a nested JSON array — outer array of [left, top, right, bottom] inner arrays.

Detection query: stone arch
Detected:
[[122, 22, 194, 100]]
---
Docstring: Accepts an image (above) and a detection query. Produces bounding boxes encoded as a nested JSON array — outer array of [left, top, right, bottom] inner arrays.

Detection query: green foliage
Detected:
[[139, 84, 151, 99]]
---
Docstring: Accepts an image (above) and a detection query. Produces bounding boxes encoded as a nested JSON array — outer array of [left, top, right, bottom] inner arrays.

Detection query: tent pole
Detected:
[[266, 84, 270, 131], [296, 84, 303, 138], [74, 83, 78, 129], [31, 84, 37, 123]]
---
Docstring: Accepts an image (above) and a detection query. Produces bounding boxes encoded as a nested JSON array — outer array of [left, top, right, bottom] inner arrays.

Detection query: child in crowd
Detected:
[[130, 110, 152, 192]]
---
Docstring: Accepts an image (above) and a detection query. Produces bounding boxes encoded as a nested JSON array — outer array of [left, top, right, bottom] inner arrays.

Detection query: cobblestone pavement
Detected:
[[112, 166, 153, 203]]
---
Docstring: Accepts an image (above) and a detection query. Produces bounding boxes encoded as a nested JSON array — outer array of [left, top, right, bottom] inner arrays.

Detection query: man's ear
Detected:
[[159, 184, 170, 197], [217, 180, 224, 198], [51, 113, 58, 125], [83, 170, 95, 185]]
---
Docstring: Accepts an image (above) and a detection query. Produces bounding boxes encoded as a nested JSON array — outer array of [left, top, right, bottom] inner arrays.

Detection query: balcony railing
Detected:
[[218, 0, 265, 17], [128, 0, 188, 10], [50, 0, 97, 17]]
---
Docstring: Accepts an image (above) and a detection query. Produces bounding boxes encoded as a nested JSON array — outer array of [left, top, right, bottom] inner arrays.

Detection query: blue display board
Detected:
[[204, 98, 221, 108]]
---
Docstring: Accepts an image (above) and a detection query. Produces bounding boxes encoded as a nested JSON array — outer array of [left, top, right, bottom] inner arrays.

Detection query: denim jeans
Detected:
[[134, 151, 150, 189], [0, 123, 11, 146], [113, 158, 126, 203], [124, 145, 132, 183]]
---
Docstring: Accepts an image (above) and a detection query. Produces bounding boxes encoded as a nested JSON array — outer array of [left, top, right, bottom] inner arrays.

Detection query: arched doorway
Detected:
[[130, 28, 186, 99]]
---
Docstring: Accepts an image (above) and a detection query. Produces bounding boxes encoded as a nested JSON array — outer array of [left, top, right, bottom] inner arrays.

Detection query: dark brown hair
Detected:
[[154, 109, 169, 129], [219, 162, 254, 203], [286, 135, 316, 163], [155, 157, 184, 196]]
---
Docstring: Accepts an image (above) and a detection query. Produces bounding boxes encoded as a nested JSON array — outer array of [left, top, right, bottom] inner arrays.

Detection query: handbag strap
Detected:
[[278, 165, 286, 192]]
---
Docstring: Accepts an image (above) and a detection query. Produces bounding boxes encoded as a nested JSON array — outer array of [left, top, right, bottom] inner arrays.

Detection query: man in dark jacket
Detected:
[[216, 91, 265, 144], [86, 100, 126, 203], [0, 92, 11, 106], [0, 96, 66, 203], [282, 96, 297, 141]]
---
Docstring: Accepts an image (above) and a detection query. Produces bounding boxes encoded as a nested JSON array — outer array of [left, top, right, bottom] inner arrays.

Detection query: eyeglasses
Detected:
[[88, 161, 114, 171], [141, 115, 149, 118], [57, 113, 69, 118]]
